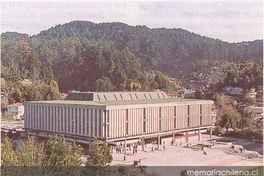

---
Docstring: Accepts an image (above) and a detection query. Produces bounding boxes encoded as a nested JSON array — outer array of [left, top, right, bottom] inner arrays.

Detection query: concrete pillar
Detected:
[[124, 140, 127, 154], [172, 133, 175, 144], [185, 132, 189, 143], [141, 138, 145, 151], [198, 129, 201, 141], [210, 127, 213, 139], [157, 135, 161, 149]]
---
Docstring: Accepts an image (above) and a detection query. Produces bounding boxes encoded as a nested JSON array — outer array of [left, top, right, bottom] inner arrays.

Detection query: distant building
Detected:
[[25, 91, 214, 146], [182, 89, 195, 98], [166, 91, 178, 98], [61, 93, 69, 99], [7, 103, 24, 120], [223, 86, 243, 95], [245, 105, 264, 129]]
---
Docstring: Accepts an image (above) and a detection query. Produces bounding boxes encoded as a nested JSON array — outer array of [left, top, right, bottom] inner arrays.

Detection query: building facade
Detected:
[[7, 103, 25, 120], [25, 92, 214, 145]]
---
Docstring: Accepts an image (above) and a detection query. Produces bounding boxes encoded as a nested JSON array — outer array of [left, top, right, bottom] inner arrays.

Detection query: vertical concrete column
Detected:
[[172, 133, 176, 144], [141, 138, 145, 151], [124, 140, 127, 154], [157, 135, 161, 149], [198, 129, 201, 141], [210, 127, 213, 139], [185, 132, 189, 143]]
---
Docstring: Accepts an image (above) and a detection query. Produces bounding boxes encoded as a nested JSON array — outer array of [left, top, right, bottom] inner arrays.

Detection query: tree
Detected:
[[26, 51, 41, 81], [42, 66, 54, 83], [22, 84, 42, 101], [219, 107, 241, 131], [12, 88, 23, 103], [153, 72, 175, 91], [86, 139, 112, 166], [95, 77, 114, 92], [242, 111, 254, 129], [44, 135, 83, 166], [49, 80, 61, 100], [194, 90, 204, 99]]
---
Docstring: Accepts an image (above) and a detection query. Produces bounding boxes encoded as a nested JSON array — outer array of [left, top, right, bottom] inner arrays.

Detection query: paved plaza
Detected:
[[111, 135, 263, 166]]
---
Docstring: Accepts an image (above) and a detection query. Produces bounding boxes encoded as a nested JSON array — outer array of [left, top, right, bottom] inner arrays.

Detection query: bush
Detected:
[[214, 126, 225, 135], [224, 128, 263, 142]]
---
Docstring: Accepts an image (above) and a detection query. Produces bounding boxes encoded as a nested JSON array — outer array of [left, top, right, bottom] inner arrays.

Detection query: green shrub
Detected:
[[224, 128, 263, 142], [214, 126, 225, 135]]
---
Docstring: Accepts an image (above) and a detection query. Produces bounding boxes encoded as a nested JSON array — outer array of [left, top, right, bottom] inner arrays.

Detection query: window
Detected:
[[47, 107, 50, 130], [64, 107, 67, 132], [44, 106, 46, 130], [67, 108, 71, 133], [75, 108, 78, 134], [159, 107, 162, 131], [60, 107, 63, 132], [99, 112, 102, 137], [187, 105, 190, 127], [91, 110, 93, 136], [106, 110, 110, 138], [174, 106, 177, 128], [83, 109, 85, 134], [71, 108, 74, 133], [51, 106, 54, 130], [149, 93, 153, 99], [86, 109, 90, 135], [95, 110, 98, 137], [125, 109, 128, 135], [200, 105, 203, 126]]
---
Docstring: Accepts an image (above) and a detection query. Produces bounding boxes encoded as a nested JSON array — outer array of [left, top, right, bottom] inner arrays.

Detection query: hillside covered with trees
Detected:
[[1, 21, 263, 98]]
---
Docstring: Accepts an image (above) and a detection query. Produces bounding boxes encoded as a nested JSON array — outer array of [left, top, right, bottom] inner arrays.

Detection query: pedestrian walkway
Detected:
[[111, 135, 263, 166]]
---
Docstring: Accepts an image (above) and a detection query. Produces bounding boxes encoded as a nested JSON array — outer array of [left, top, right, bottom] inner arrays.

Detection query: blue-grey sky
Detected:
[[0, 0, 263, 42]]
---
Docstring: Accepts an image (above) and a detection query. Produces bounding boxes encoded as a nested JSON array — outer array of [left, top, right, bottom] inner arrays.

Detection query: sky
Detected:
[[0, 0, 263, 42]]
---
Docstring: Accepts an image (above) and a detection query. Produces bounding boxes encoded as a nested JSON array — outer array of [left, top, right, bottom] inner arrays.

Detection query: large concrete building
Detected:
[[25, 91, 214, 147]]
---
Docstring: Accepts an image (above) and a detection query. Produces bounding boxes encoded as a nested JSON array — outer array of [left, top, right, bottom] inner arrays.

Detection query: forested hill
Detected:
[[1, 21, 263, 92]]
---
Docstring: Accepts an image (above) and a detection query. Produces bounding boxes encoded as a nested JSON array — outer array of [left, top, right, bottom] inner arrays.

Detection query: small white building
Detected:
[[7, 103, 24, 120], [182, 89, 195, 98], [223, 86, 243, 95]]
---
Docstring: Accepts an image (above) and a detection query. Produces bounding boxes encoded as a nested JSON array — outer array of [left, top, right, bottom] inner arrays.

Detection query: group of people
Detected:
[[132, 143, 139, 154], [112, 142, 140, 154], [115, 145, 123, 154], [170, 140, 186, 147]]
